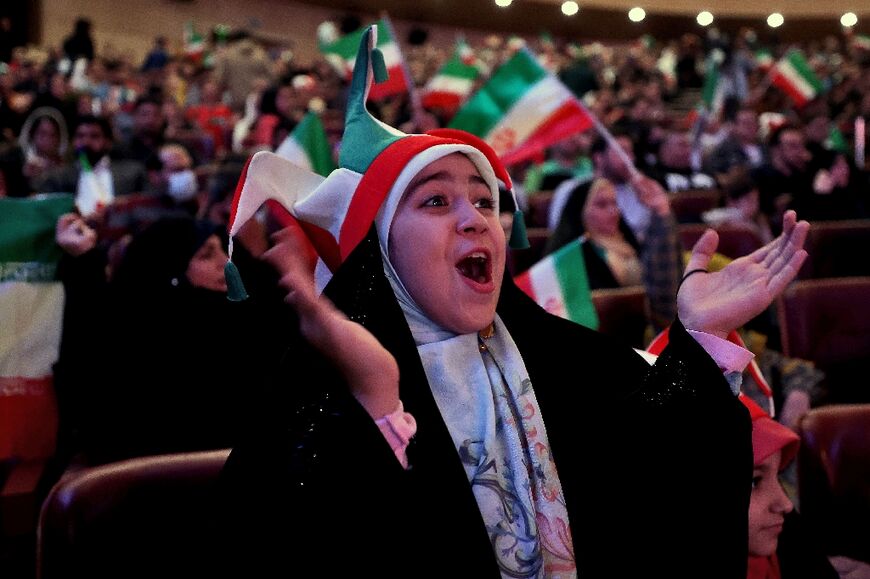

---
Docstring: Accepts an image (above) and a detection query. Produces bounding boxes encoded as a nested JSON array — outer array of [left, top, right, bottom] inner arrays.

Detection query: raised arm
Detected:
[[261, 226, 400, 420], [677, 210, 809, 339]]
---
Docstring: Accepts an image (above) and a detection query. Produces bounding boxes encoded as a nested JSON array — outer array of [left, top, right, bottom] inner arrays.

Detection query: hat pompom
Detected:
[[371, 46, 388, 84], [509, 209, 530, 249], [225, 260, 249, 302]]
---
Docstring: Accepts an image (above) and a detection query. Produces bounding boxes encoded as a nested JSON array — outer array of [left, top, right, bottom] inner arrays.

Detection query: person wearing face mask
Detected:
[[215, 27, 810, 579], [156, 142, 200, 208]]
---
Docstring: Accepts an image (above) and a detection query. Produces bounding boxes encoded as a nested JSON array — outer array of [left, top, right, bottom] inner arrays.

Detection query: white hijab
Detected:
[[373, 147, 577, 579]]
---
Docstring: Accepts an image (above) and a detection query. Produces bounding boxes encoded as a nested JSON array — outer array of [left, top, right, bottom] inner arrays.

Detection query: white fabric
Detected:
[[614, 182, 651, 244], [374, 143, 499, 260], [376, 146, 575, 576]]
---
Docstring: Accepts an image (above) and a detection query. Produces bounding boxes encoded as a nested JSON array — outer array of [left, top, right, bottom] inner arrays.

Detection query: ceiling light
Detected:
[[841, 12, 858, 27], [562, 1, 579, 16], [628, 7, 646, 22], [697, 11, 714, 26], [495, 0, 512, 7], [767, 13, 784, 28]]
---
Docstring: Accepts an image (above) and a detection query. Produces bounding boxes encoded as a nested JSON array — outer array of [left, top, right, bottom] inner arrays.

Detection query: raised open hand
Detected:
[[262, 226, 399, 419], [677, 210, 809, 338]]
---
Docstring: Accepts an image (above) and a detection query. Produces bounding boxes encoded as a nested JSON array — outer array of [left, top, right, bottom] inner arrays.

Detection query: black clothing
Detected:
[[217, 227, 752, 578]]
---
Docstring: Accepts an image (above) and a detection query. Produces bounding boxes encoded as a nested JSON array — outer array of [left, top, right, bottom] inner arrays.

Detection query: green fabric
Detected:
[[0, 194, 74, 265], [448, 49, 547, 139], [293, 112, 337, 177], [338, 26, 404, 175], [784, 50, 824, 93], [523, 157, 592, 194], [553, 239, 598, 329]]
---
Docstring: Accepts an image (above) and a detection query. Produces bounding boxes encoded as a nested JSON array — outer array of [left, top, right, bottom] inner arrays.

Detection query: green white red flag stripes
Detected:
[[274, 111, 337, 177], [183, 21, 205, 64], [318, 18, 408, 101], [513, 239, 598, 329], [771, 50, 824, 108], [76, 151, 113, 218], [448, 48, 594, 166], [0, 194, 73, 460], [701, 52, 726, 116], [754, 49, 774, 71], [853, 35, 870, 51], [422, 41, 481, 112]]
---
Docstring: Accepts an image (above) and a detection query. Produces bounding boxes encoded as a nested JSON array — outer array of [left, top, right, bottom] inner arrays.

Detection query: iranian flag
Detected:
[[755, 49, 774, 71], [700, 51, 726, 116], [0, 194, 74, 460], [771, 50, 824, 108], [853, 34, 870, 51], [76, 151, 113, 218], [448, 48, 594, 166], [274, 111, 337, 177], [422, 41, 482, 113], [183, 21, 205, 64], [514, 239, 598, 329], [319, 18, 409, 101]]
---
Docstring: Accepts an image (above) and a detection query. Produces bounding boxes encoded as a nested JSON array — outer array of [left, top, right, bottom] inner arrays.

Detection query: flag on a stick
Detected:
[[448, 48, 594, 166], [274, 111, 336, 177], [514, 239, 598, 329], [771, 50, 825, 108], [700, 50, 726, 116], [319, 17, 409, 101], [183, 21, 206, 64], [75, 151, 113, 218], [422, 40, 482, 113], [754, 48, 774, 71]]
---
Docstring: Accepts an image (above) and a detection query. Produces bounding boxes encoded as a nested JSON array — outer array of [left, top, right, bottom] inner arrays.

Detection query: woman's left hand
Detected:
[[677, 210, 809, 338]]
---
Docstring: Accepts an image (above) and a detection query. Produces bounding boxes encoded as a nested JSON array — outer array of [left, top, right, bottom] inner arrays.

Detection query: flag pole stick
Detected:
[[524, 46, 642, 180], [570, 92, 642, 180]]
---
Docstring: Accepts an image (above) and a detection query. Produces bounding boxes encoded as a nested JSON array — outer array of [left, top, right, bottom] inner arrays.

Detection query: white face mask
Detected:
[[167, 169, 198, 202]]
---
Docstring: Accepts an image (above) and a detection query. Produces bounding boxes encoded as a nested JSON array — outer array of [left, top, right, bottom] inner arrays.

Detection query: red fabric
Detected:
[[499, 100, 594, 167], [227, 154, 254, 235], [427, 128, 514, 191], [250, 114, 280, 147], [368, 65, 409, 101], [339, 134, 465, 261], [747, 554, 781, 579], [0, 376, 58, 461], [186, 104, 234, 153]]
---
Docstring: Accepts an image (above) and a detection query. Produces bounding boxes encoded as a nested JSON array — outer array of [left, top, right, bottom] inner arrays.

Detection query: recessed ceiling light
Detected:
[[697, 11, 714, 26], [767, 12, 784, 28], [628, 7, 646, 22]]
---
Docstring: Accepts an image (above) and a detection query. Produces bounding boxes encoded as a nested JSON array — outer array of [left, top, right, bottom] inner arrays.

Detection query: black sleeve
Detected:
[[607, 318, 753, 579]]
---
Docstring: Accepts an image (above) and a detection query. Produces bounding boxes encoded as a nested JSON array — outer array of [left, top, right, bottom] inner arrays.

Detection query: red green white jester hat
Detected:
[[224, 24, 528, 300]]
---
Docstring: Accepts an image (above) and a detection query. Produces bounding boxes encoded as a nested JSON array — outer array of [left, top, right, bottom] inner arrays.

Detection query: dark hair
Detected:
[[590, 126, 633, 156], [719, 168, 757, 201], [134, 94, 163, 111], [74, 18, 91, 35], [74, 114, 113, 139], [767, 123, 801, 148], [498, 186, 516, 214]]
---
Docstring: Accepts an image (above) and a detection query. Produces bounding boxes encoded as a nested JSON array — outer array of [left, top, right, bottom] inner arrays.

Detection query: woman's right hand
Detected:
[[56, 213, 97, 257], [261, 226, 400, 419]]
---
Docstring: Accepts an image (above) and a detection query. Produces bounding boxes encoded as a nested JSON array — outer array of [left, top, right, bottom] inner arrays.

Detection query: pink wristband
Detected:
[[375, 401, 417, 469]]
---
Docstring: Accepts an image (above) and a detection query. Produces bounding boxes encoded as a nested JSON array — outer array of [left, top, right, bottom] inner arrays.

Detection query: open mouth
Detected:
[[456, 251, 492, 285]]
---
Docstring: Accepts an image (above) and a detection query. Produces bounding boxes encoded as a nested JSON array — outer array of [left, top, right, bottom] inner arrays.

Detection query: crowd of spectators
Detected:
[[1, 13, 867, 450]]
